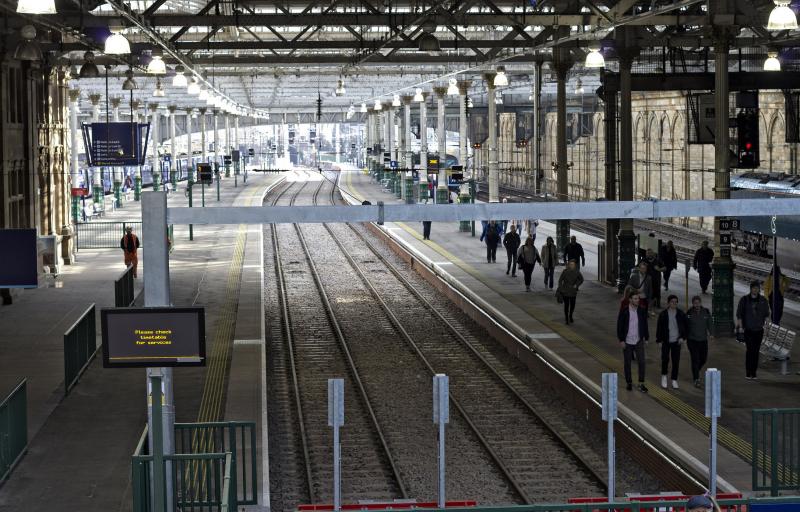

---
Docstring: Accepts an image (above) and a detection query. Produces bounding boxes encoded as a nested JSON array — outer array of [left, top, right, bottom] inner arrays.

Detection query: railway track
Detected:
[[480, 183, 800, 298]]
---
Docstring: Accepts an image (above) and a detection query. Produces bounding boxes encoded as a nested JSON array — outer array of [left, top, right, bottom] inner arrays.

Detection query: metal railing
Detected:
[[63, 304, 97, 395], [0, 379, 27, 483], [174, 421, 257, 505], [132, 422, 254, 511], [115, 265, 136, 307], [753, 408, 800, 494], [76, 221, 142, 250]]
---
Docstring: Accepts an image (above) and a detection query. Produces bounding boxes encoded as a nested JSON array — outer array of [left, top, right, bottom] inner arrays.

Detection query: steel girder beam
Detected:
[[599, 71, 800, 92], [169, 0, 220, 42], [21, 12, 713, 27]]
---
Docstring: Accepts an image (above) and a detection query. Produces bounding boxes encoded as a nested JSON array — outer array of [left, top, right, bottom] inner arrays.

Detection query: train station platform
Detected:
[[338, 168, 800, 495], [0, 172, 278, 512]]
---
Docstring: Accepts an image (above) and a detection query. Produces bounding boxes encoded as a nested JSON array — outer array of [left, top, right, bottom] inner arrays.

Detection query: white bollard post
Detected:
[[433, 374, 449, 508], [705, 368, 721, 495], [328, 378, 345, 511], [601, 373, 618, 502]]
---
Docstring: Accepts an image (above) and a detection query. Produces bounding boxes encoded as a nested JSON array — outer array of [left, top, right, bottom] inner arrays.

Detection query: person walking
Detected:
[[526, 219, 539, 245], [736, 281, 771, 379], [517, 236, 541, 292], [617, 289, 649, 392], [656, 295, 688, 389], [120, 226, 141, 278], [643, 248, 665, 308], [557, 259, 584, 324], [659, 240, 678, 291], [540, 236, 558, 289], [503, 225, 521, 277], [422, 220, 432, 240], [686, 295, 714, 387], [627, 261, 653, 314], [563, 235, 586, 269], [693, 241, 714, 294], [482, 221, 501, 263], [764, 266, 790, 325]]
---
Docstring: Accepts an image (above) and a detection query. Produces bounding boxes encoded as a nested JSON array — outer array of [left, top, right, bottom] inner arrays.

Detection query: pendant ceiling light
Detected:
[[764, 52, 781, 71], [122, 69, 137, 91], [493, 66, 509, 87], [467, 97, 474, 108], [360, 102, 368, 113], [374, 99, 383, 110], [187, 77, 200, 95], [147, 54, 166, 75], [16, 0, 55, 14], [335, 79, 346, 96], [78, 51, 100, 78], [172, 65, 188, 87], [153, 78, 165, 97], [206, 91, 216, 106], [417, 32, 441, 52], [392, 94, 401, 107], [585, 47, 605, 68], [198, 87, 209, 101], [447, 78, 459, 96], [14, 25, 43, 61], [768, 0, 798, 29], [413, 88, 424, 102], [105, 29, 131, 55], [575, 78, 585, 94]]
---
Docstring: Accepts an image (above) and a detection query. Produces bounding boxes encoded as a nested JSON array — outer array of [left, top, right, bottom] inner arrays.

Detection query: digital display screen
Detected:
[[101, 307, 206, 368], [0, 229, 38, 288]]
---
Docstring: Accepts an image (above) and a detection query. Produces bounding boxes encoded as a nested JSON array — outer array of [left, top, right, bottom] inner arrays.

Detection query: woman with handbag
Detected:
[[557, 259, 584, 324], [516, 236, 541, 292]]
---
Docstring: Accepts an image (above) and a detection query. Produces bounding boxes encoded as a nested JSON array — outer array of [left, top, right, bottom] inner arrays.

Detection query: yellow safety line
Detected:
[[342, 171, 761, 468]]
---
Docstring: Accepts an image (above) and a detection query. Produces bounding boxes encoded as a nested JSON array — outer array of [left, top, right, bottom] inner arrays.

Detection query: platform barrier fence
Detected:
[[63, 303, 97, 395], [753, 408, 800, 495], [0, 379, 27, 483], [132, 422, 255, 510], [114, 266, 135, 307], [76, 221, 142, 250]]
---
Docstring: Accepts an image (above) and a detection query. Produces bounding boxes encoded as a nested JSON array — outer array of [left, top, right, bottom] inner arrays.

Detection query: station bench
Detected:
[[760, 322, 796, 375]]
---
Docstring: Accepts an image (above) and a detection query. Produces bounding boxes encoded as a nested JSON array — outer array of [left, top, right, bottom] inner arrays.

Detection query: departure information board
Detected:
[[101, 307, 206, 368]]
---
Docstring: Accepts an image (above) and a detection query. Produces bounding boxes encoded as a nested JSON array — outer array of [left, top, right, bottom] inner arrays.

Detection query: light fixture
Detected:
[[768, 0, 798, 30], [206, 92, 216, 106], [413, 88, 424, 102], [14, 25, 43, 61], [447, 78, 459, 96], [575, 78, 585, 94], [493, 66, 509, 87], [360, 102, 368, 113], [392, 94, 401, 107], [494, 91, 503, 105], [172, 65, 188, 87], [198, 87, 209, 101], [122, 69, 137, 91], [585, 47, 605, 68], [764, 52, 781, 71], [467, 97, 474, 108], [16, 0, 55, 14], [153, 78, 165, 97], [147, 54, 166, 75], [417, 32, 441, 52], [187, 77, 200, 95], [105, 29, 131, 55], [335, 79, 346, 96], [78, 51, 100, 78], [374, 99, 382, 110]]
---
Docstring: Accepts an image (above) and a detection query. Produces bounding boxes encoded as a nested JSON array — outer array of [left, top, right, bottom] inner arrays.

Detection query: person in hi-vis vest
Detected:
[[120, 226, 141, 278]]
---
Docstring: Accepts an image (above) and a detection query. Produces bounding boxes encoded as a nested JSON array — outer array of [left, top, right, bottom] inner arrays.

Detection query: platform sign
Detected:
[[83, 122, 150, 166], [197, 163, 213, 185], [390, 160, 398, 169], [71, 187, 89, 197], [101, 307, 206, 368], [0, 229, 38, 288], [719, 219, 741, 231], [231, 150, 241, 163]]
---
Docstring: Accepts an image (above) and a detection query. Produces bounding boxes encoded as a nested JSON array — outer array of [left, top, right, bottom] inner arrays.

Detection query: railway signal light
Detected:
[[737, 111, 760, 168]]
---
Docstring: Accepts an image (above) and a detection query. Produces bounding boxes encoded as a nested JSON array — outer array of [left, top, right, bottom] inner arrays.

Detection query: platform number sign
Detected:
[[197, 163, 213, 185], [719, 219, 740, 231]]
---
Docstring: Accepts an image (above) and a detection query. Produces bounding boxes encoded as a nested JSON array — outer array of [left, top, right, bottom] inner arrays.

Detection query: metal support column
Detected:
[[418, 93, 429, 201], [68, 89, 81, 224], [554, 50, 573, 256], [150, 104, 161, 192], [212, 110, 219, 172], [132, 100, 143, 201], [200, 108, 207, 165], [533, 61, 543, 195], [402, 95, 415, 203], [225, 114, 231, 177], [712, 32, 735, 334], [142, 192, 174, 511], [434, 86, 449, 204], [89, 94, 103, 208], [111, 97, 123, 207], [617, 44, 638, 289], [484, 74, 499, 203], [603, 87, 620, 287], [168, 106, 177, 188], [458, 81, 471, 174]]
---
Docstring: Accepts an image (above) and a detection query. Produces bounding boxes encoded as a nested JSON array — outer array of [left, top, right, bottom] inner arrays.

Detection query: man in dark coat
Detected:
[[659, 240, 678, 291], [736, 281, 771, 379], [693, 241, 714, 294], [563, 235, 586, 269], [617, 290, 650, 393], [503, 225, 521, 277]]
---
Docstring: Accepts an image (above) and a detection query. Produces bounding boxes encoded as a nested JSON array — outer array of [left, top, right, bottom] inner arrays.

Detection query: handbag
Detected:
[[735, 327, 746, 343], [555, 289, 564, 304]]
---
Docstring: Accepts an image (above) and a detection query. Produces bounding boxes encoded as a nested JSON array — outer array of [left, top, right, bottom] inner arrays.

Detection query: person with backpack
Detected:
[[503, 225, 521, 277], [517, 236, 541, 292]]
